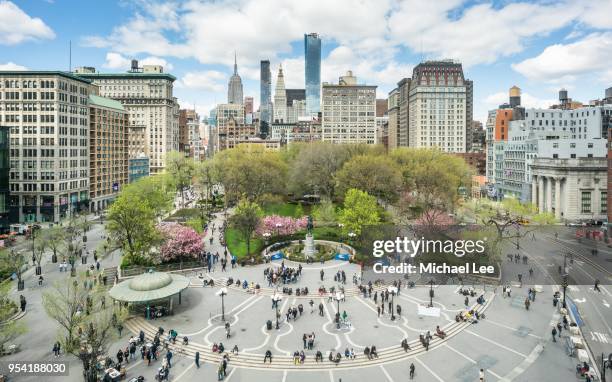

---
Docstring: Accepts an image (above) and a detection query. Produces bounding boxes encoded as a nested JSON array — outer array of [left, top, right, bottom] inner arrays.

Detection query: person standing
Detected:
[[409, 363, 415, 379], [552, 327, 558, 342], [464, 296, 469, 308], [19, 295, 26, 312], [377, 306, 381, 317], [195, 351, 200, 368], [166, 349, 173, 368]]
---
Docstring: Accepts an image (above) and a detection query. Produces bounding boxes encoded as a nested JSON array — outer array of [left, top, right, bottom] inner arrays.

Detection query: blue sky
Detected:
[[2, 0, 612, 123]]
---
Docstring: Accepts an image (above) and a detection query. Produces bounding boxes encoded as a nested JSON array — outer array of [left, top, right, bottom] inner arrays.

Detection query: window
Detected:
[[581, 191, 592, 214], [601, 191, 607, 214]]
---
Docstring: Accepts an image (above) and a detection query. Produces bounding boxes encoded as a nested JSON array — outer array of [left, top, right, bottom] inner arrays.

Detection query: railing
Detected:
[[121, 261, 204, 278]]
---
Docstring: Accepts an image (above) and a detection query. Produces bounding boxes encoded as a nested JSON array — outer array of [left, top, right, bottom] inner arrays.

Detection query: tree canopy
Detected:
[[338, 189, 380, 236]]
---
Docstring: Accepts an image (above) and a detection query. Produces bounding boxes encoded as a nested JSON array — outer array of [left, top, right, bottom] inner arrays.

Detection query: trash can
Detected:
[[266, 320, 272, 331]]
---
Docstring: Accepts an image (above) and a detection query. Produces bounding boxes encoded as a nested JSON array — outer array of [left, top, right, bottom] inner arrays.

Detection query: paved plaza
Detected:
[[4, 211, 611, 382]]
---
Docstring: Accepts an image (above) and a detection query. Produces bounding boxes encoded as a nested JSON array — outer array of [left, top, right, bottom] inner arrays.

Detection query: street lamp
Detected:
[[216, 287, 228, 321], [272, 293, 282, 329], [387, 285, 398, 320], [275, 222, 282, 236], [335, 291, 344, 328], [602, 352, 611, 382], [562, 253, 569, 309], [428, 279, 435, 308]]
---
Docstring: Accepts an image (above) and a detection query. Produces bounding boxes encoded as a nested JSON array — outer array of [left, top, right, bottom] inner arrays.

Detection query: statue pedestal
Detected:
[[303, 233, 316, 258]]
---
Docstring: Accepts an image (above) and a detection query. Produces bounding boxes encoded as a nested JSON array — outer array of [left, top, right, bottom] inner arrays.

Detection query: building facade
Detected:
[[0, 126, 9, 232], [408, 61, 471, 153], [321, 71, 377, 144], [273, 65, 287, 123], [216, 103, 246, 151], [304, 33, 321, 116], [76, 63, 179, 174], [387, 88, 400, 150], [128, 154, 150, 183], [531, 158, 607, 221], [227, 54, 243, 105], [260, 60, 272, 131], [0, 71, 92, 223], [88, 95, 128, 213]]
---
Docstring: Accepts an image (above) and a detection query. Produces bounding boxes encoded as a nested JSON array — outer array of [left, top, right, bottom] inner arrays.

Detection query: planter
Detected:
[[81, 255, 87, 264], [51, 254, 58, 263], [35, 266, 42, 275], [17, 280, 24, 291]]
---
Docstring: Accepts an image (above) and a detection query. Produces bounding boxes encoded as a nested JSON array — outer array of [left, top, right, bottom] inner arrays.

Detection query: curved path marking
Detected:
[[397, 294, 453, 321], [326, 295, 367, 350], [273, 297, 296, 355], [321, 298, 343, 351], [202, 295, 264, 345], [181, 294, 260, 337], [123, 292, 496, 371]]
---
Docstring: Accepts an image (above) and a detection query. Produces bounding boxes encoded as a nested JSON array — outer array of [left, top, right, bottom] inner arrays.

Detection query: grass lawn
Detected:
[[226, 228, 264, 259]]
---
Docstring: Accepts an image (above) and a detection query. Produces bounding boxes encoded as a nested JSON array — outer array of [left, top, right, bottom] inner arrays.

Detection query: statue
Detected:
[[306, 215, 314, 234]]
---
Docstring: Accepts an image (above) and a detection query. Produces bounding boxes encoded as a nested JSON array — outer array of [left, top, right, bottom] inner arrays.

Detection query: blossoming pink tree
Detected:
[[256, 215, 308, 237], [414, 209, 455, 233], [158, 223, 204, 262]]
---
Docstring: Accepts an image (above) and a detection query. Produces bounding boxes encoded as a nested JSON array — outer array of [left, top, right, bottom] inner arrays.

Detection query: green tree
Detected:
[[194, 160, 218, 220], [339, 189, 380, 236], [0, 249, 27, 289], [0, 280, 26, 351], [391, 148, 472, 216], [336, 154, 403, 204], [43, 275, 127, 381], [166, 151, 195, 208], [106, 192, 159, 258], [42, 226, 65, 262], [212, 145, 286, 204], [312, 198, 337, 225], [230, 199, 263, 257]]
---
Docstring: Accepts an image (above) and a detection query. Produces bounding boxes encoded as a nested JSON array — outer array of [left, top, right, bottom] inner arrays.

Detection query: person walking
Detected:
[[195, 351, 200, 368], [524, 298, 530, 310], [552, 327, 557, 342], [377, 306, 381, 318], [166, 349, 173, 368], [409, 363, 415, 379], [464, 296, 469, 309]]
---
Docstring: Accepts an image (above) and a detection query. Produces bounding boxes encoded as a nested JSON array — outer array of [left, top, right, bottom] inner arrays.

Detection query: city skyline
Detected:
[[1, 0, 612, 123]]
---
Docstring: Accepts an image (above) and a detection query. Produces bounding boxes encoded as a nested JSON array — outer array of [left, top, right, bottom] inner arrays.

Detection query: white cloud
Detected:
[[512, 32, 612, 83], [0, 1, 55, 45], [177, 71, 226, 93], [0, 61, 28, 70], [103, 52, 174, 71]]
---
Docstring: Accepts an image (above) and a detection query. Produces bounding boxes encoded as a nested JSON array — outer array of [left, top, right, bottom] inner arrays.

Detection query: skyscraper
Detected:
[[273, 65, 287, 123], [227, 53, 243, 104], [260, 60, 272, 132], [304, 33, 321, 116]]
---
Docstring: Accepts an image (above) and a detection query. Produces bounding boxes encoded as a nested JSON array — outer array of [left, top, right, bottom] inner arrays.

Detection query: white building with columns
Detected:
[[531, 158, 607, 221], [497, 105, 611, 202]]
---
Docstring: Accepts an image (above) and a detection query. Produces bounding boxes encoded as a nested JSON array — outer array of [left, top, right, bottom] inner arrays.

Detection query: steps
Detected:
[[123, 292, 495, 370]]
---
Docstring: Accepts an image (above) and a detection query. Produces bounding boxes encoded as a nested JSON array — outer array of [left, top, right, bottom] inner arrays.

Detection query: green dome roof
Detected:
[[129, 270, 173, 291]]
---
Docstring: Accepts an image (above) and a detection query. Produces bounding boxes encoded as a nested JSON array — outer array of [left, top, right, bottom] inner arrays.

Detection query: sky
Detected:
[[1, 0, 612, 124]]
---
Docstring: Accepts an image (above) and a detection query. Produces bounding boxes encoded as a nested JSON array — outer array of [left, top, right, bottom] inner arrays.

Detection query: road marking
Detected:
[[465, 330, 528, 358], [444, 344, 505, 380], [125, 360, 143, 370], [590, 331, 610, 343], [380, 364, 395, 382], [225, 367, 236, 381], [172, 362, 195, 381], [482, 319, 542, 339], [282, 370, 287, 382], [501, 342, 544, 381], [414, 357, 446, 382], [603, 300, 610, 308], [328, 370, 334, 382]]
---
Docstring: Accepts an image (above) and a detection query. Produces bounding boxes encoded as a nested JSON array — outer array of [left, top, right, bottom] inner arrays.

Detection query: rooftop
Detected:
[[0, 71, 92, 84], [77, 72, 176, 82], [89, 94, 125, 111]]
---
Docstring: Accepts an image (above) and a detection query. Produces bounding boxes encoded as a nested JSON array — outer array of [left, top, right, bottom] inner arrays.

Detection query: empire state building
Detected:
[[227, 53, 243, 104]]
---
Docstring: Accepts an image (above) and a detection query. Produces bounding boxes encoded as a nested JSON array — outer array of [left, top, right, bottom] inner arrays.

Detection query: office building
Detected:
[[0, 126, 9, 232], [496, 104, 612, 205], [386, 88, 400, 150], [468, 120, 485, 153], [321, 71, 377, 144], [396, 78, 411, 147], [227, 53, 243, 105], [260, 60, 272, 130], [128, 154, 150, 183], [216, 103, 246, 151], [178, 109, 190, 154], [304, 33, 321, 116], [486, 87, 521, 185], [407, 61, 471, 153], [244, 96, 254, 115], [273, 65, 287, 123], [88, 95, 128, 213], [76, 62, 179, 173], [0, 71, 92, 223]]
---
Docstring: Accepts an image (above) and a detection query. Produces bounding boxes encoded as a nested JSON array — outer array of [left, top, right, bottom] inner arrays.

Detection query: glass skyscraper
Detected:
[[304, 33, 321, 116], [260, 60, 272, 126]]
